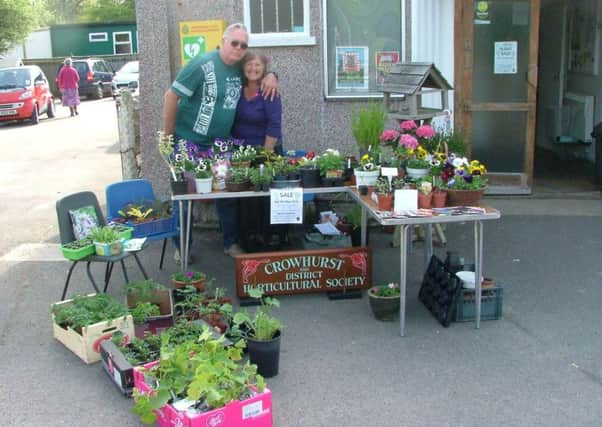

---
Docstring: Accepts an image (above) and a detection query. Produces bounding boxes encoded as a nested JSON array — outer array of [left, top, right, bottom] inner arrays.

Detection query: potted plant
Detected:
[[117, 199, 174, 238], [367, 282, 401, 321], [417, 178, 433, 209], [230, 144, 257, 167], [354, 153, 381, 188], [225, 166, 251, 192], [89, 226, 123, 256], [194, 157, 213, 194], [440, 156, 488, 206], [375, 176, 393, 211], [298, 151, 321, 187], [171, 270, 211, 291], [231, 288, 283, 378], [132, 328, 271, 426], [338, 204, 367, 247], [249, 164, 273, 191], [315, 149, 345, 186], [158, 132, 195, 194], [61, 236, 95, 260], [125, 280, 174, 337], [51, 293, 134, 363], [351, 102, 387, 155]]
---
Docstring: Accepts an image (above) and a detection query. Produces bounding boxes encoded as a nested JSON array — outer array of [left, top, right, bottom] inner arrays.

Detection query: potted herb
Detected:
[[231, 288, 283, 378], [249, 164, 273, 191], [51, 293, 134, 364], [225, 167, 251, 192], [367, 282, 401, 321], [351, 102, 387, 155], [132, 329, 270, 426], [171, 270, 211, 291], [89, 226, 123, 256], [315, 149, 345, 186]]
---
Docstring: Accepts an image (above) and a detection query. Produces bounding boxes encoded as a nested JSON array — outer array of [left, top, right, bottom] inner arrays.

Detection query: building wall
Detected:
[[0, 28, 52, 68], [51, 23, 138, 57], [137, 0, 452, 195]]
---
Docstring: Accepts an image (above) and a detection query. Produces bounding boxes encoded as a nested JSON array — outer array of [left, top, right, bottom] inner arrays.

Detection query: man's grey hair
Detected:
[[223, 22, 248, 38], [64, 57, 72, 65]]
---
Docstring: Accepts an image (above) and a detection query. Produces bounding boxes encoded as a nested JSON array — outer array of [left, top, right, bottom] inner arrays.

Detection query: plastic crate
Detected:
[[453, 285, 503, 322], [127, 217, 175, 238]]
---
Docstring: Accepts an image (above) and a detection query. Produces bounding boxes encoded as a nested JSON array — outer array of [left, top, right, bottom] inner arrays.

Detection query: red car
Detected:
[[0, 65, 55, 125]]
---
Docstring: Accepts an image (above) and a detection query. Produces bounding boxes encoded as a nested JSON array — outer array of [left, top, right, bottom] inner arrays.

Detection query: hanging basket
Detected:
[[446, 187, 486, 206]]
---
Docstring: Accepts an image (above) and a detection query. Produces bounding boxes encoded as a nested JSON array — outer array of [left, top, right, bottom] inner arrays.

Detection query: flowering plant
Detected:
[[231, 144, 257, 163], [209, 137, 245, 160], [357, 153, 378, 171], [298, 151, 317, 168], [439, 155, 488, 190], [171, 270, 207, 283], [369, 282, 400, 297], [417, 179, 433, 195], [194, 158, 213, 179], [380, 120, 437, 169]]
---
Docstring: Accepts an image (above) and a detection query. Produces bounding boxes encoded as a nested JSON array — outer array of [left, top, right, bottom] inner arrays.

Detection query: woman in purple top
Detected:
[[232, 52, 285, 250], [232, 53, 282, 153]]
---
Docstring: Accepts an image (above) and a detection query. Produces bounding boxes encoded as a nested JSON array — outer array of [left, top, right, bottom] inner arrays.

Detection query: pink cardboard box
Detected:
[[134, 361, 272, 427]]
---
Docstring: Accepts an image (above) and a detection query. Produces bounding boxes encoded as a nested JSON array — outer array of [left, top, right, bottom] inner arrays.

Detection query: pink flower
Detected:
[[400, 120, 417, 131], [399, 134, 418, 149], [380, 129, 400, 142], [416, 125, 436, 139]]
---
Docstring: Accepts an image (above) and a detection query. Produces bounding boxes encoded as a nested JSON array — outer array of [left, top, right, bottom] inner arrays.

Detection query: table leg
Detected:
[[474, 221, 484, 329], [178, 200, 185, 271], [184, 200, 192, 271], [360, 206, 367, 246], [399, 224, 410, 337]]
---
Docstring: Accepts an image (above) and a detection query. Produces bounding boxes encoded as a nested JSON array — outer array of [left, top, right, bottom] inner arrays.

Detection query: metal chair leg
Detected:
[[159, 239, 167, 269], [119, 260, 130, 288], [133, 253, 149, 279], [85, 261, 101, 293], [61, 261, 79, 300]]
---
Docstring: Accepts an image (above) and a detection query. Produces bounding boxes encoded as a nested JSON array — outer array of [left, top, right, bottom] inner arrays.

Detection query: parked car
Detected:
[[111, 60, 139, 99], [0, 65, 55, 125], [56, 58, 114, 99]]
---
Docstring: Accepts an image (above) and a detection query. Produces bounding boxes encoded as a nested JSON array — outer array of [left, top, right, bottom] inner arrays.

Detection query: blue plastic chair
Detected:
[[105, 179, 179, 269]]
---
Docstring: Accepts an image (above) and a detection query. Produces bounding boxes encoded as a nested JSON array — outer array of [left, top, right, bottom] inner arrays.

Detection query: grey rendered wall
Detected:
[[136, 0, 365, 195]]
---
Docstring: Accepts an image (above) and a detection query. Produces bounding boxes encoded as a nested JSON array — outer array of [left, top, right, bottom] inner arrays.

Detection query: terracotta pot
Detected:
[[446, 187, 486, 206], [172, 278, 206, 292], [377, 193, 393, 211], [432, 190, 447, 208], [418, 192, 433, 209]]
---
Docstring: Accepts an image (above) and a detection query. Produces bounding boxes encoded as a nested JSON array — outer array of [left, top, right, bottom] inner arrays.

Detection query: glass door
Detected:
[[455, 0, 540, 193]]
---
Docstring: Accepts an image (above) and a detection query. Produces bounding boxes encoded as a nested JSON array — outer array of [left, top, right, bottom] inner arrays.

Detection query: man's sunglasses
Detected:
[[228, 39, 248, 49]]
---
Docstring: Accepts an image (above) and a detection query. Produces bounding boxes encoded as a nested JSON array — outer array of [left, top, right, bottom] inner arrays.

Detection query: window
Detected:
[[89, 32, 108, 42], [244, 0, 315, 46], [113, 31, 132, 54], [323, 0, 406, 99]]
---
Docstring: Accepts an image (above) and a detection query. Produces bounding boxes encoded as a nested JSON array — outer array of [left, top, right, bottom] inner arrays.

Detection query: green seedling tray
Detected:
[[61, 241, 95, 261]]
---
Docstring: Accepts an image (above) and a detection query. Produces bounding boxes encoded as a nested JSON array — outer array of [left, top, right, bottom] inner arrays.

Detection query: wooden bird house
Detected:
[[380, 62, 452, 122]]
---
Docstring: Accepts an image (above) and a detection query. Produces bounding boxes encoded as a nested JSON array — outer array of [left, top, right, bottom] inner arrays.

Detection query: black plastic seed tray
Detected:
[[418, 255, 462, 327]]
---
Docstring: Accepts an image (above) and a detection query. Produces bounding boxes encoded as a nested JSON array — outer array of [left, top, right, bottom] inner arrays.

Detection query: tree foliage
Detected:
[[44, 0, 88, 25], [0, 0, 37, 54], [79, 0, 135, 23]]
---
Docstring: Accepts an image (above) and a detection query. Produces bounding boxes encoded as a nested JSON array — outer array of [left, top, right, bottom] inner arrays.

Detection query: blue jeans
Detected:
[[216, 198, 239, 248]]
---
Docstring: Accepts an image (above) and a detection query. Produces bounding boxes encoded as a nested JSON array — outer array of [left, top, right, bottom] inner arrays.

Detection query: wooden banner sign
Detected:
[[235, 247, 372, 298]]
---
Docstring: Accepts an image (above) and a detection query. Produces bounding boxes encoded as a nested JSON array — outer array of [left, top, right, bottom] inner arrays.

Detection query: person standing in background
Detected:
[[57, 58, 80, 117]]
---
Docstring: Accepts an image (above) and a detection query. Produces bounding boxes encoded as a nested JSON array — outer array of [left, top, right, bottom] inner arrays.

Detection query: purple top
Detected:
[[231, 90, 282, 147]]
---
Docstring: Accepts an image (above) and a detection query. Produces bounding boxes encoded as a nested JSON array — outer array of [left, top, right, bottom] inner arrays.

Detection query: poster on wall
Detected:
[[375, 51, 400, 85], [179, 20, 226, 66], [335, 46, 369, 90], [493, 41, 517, 74]]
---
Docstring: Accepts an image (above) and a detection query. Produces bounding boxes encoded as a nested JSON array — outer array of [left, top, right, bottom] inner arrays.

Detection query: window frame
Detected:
[[113, 31, 133, 55], [89, 32, 108, 42], [322, 0, 406, 100], [243, 0, 316, 47]]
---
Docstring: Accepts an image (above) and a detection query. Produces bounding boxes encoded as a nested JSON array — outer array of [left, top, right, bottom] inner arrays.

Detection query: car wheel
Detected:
[[46, 100, 56, 118], [30, 104, 39, 125], [92, 84, 103, 99]]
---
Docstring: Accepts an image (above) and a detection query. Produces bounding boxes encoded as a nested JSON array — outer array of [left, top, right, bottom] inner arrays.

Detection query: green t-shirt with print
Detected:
[[171, 49, 242, 149]]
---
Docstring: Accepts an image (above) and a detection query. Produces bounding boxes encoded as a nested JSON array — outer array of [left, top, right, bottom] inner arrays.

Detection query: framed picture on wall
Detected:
[[375, 51, 400, 85], [568, 1, 599, 75], [335, 46, 369, 90]]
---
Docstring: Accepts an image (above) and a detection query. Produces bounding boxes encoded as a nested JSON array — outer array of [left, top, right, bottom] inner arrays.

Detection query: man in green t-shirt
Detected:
[[162, 22, 278, 258]]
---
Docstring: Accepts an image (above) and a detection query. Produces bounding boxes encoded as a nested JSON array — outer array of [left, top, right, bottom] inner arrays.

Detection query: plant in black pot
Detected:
[[249, 165, 273, 191], [298, 151, 321, 187], [231, 288, 283, 378]]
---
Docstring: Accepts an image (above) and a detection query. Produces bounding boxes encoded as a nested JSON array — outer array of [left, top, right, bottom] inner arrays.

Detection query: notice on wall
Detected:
[[335, 46, 369, 90], [270, 188, 303, 224], [494, 41, 517, 74], [179, 20, 226, 66], [375, 51, 400, 85]]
